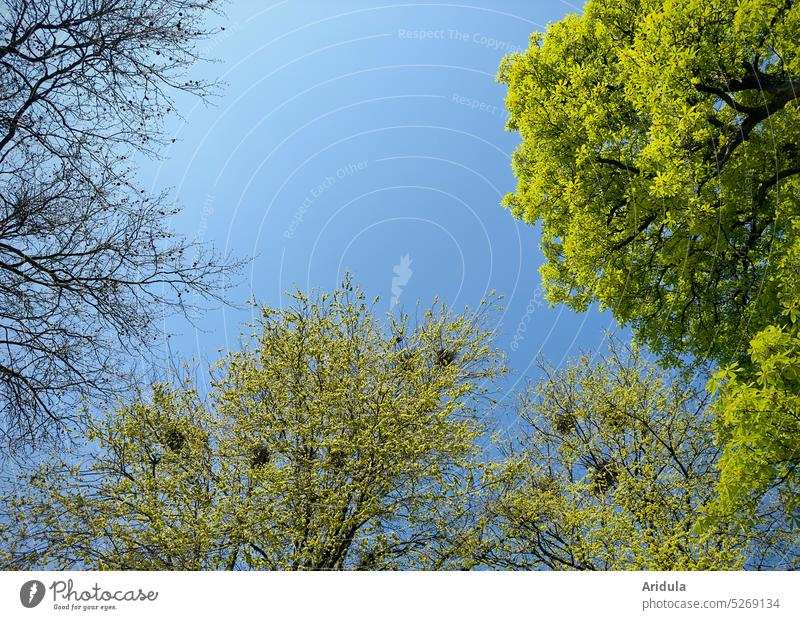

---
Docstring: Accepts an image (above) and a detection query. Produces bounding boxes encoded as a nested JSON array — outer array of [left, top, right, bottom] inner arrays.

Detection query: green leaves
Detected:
[[0, 278, 505, 570], [488, 340, 746, 569], [499, 0, 800, 563], [500, 0, 800, 366], [704, 322, 800, 531]]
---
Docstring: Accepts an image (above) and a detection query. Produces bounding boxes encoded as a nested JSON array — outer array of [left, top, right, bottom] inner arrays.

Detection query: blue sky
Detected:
[[140, 0, 618, 423]]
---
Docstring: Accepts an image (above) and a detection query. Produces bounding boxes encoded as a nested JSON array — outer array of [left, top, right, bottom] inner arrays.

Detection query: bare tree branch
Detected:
[[0, 0, 243, 452]]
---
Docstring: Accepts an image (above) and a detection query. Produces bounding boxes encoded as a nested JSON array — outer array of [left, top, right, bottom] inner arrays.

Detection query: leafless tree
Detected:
[[0, 0, 241, 451]]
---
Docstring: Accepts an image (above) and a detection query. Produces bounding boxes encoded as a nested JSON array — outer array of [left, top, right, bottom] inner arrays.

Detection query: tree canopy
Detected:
[[705, 323, 800, 533], [499, 0, 800, 537], [0, 0, 239, 450], [1, 0, 798, 573], [499, 0, 800, 366], [484, 342, 798, 570], [0, 279, 506, 570]]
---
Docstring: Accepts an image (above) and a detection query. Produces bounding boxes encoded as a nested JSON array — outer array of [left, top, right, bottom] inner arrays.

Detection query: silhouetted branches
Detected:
[[0, 0, 242, 451]]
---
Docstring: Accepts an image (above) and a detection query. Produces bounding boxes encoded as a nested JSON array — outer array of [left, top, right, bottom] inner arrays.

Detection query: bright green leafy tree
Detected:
[[486, 340, 797, 570], [702, 237, 800, 531], [498, 0, 800, 366], [705, 321, 800, 533], [499, 0, 800, 535], [0, 278, 505, 570]]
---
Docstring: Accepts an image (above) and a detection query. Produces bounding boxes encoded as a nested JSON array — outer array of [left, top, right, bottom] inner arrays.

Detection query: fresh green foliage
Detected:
[[0, 278, 505, 570], [703, 237, 800, 529], [499, 0, 800, 545], [705, 322, 800, 533], [499, 0, 800, 365], [486, 340, 795, 570]]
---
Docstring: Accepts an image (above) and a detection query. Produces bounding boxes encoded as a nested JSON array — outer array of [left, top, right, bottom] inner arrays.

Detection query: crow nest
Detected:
[[327, 449, 347, 468], [250, 444, 271, 468], [163, 427, 186, 453], [553, 412, 577, 435], [589, 458, 619, 494], [531, 473, 560, 494], [434, 346, 457, 367]]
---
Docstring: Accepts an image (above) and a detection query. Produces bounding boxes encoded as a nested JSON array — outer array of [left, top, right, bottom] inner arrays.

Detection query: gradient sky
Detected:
[[139, 0, 621, 426]]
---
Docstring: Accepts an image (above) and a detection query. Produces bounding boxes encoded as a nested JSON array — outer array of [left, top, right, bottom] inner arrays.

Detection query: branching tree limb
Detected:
[[0, 0, 243, 451]]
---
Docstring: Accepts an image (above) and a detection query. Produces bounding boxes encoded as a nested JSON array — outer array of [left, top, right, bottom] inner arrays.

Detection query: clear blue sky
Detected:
[[139, 0, 619, 425]]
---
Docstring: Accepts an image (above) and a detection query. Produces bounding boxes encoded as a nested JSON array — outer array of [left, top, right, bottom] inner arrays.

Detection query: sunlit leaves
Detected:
[[499, 0, 800, 554], [499, 0, 800, 366], [0, 277, 505, 570], [487, 341, 776, 569], [704, 321, 800, 532]]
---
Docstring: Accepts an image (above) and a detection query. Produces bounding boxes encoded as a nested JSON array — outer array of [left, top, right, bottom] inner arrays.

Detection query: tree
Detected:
[[696, 236, 800, 528], [484, 340, 797, 570], [704, 322, 800, 535], [498, 0, 800, 548], [498, 0, 800, 366], [0, 0, 239, 450], [0, 279, 506, 570]]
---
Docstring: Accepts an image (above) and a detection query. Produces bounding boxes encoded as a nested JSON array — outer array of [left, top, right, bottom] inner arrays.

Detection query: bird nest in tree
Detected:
[[590, 459, 619, 493], [163, 428, 186, 452], [327, 449, 346, 468], [250, 444, 271, 468], [532, 473, 560, 494], [553, 412, 577, 435], [435, 347, 457, 367]]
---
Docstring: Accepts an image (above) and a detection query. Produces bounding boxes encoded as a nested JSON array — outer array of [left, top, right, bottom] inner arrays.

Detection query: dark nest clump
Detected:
[[590, 458, 619, 493], [163, 428, 186, 452], [435, 347, 457, 367], [327, 449, 347, 468], [532, 473, 560, 494], [250, 444, 271, 468], [553, 412, 577, 435]]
